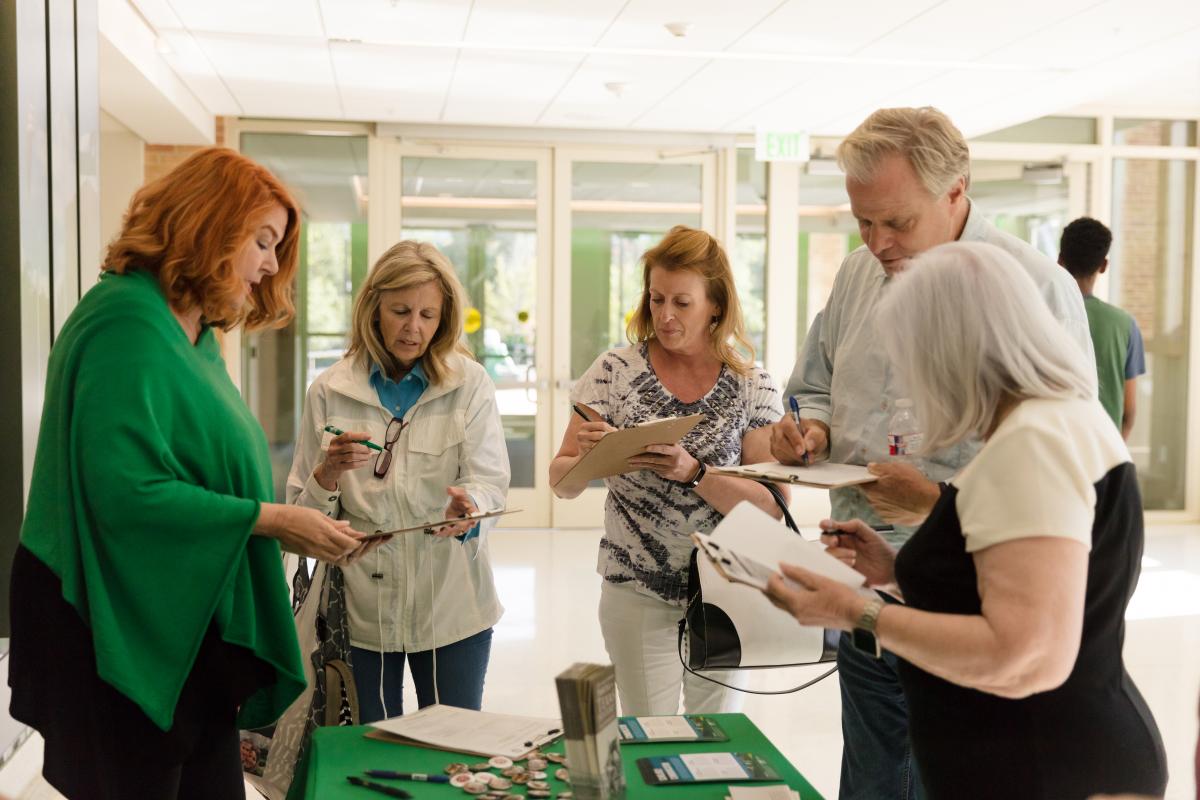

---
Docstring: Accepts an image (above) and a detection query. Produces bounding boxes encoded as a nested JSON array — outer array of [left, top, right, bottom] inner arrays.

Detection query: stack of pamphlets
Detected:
[[554, 663, 626, 800]]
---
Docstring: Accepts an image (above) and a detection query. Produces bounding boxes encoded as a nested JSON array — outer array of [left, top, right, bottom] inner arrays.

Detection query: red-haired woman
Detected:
[[9, 148, 373, 799]]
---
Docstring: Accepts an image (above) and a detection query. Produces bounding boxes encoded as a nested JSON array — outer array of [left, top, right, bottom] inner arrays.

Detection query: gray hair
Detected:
[[875, 242, 1095, 452], [837, 107, 971, 197]]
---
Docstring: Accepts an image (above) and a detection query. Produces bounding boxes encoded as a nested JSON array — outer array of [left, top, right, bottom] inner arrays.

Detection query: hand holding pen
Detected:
[[572, 403, 616, 456], [770, 397, 830, 467], [818, 518, 897, 587], [315, 426, 378, 491]]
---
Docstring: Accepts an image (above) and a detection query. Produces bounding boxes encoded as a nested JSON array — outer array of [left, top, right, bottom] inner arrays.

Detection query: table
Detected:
[[294, 713, 824, 799]]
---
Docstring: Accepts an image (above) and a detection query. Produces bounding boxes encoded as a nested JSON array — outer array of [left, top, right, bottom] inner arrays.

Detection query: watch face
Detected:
[[852, 627, 881, 659]]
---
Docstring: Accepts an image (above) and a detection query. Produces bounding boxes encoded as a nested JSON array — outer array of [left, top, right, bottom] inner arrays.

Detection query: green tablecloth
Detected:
[[297, 713, 823, 799]]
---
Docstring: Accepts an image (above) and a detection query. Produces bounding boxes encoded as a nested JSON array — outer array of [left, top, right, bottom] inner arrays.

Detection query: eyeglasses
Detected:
[[374, 417, 407, 479]]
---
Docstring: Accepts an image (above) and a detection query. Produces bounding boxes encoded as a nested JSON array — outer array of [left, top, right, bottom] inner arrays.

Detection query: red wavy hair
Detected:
[[103, 147, 300, 331]]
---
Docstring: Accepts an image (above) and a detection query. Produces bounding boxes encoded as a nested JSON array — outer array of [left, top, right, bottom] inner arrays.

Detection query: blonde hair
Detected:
[[626, 225, 754, 376], [875, 242, 1095, 452], [346, 240, 472, 386], [837, 107, 971, 197]]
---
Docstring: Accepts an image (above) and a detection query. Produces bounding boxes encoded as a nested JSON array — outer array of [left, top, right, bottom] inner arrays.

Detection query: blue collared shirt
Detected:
[[369, 360, 478, 543]]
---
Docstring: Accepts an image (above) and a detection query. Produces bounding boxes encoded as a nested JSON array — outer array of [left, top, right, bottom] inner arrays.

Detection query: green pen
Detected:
[[323, 425, 384, 452]]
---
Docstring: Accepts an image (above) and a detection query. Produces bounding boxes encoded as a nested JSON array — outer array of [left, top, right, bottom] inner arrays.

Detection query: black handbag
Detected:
[[678, 481, 840, 694]]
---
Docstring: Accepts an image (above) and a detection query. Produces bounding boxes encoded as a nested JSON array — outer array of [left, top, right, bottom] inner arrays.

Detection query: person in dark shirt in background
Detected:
[[1058, 217, 1146, 440]]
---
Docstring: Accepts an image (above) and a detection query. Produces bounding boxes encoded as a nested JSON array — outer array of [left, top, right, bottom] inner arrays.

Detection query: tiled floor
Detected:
[[9, 524, 1199, 799]]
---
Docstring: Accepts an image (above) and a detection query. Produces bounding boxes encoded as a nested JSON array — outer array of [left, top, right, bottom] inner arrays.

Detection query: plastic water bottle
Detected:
[[887, 399, 923, 461]]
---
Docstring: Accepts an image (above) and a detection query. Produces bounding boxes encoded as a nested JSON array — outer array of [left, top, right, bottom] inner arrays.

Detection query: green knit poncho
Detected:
[[20, 269, 305, 731]]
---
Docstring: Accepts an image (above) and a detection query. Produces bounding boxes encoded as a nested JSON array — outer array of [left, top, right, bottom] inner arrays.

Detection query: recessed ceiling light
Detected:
[[604, 81, 628, 98], [664, 21, 690, 38]]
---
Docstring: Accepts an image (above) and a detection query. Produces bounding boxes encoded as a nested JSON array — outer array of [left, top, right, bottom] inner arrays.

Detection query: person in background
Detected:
[[766, 241, 1166, 800], [287, 240, 510, 723], [9, 148, 370, 800], [1058, 217, 1146, 440], [550, 225, 783, 716], [755, 107, 1095, 800]]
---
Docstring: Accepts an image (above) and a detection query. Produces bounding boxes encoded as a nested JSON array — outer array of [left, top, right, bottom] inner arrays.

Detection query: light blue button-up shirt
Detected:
[[785, 201, 1094, 546]]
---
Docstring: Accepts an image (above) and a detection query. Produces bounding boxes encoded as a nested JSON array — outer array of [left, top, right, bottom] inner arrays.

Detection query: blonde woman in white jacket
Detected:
[[287, 240, 510, 722]]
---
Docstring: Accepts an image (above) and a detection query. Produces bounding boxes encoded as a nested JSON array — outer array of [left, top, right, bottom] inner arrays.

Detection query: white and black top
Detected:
[[893, 397, 1167, 800], [572, 343, 783, 604]]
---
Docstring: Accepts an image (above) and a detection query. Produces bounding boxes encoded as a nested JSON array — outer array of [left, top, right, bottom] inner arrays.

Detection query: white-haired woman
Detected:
[[764, 242, 1166, 800], [287, 240, 509, 722]]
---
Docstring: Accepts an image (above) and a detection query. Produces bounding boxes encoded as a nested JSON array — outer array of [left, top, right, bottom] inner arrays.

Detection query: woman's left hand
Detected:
[[430, 486, 479, 538], [336, 534, 391, 566], [626, 443, 700, 483], [765, 563, 867, 631]]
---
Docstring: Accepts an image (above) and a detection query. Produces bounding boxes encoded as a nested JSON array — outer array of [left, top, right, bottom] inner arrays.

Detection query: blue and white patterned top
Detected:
[[572, 343, 783, 604]]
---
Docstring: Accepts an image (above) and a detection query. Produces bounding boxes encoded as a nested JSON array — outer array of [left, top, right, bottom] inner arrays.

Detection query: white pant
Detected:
[[598, 579, 747, 716]]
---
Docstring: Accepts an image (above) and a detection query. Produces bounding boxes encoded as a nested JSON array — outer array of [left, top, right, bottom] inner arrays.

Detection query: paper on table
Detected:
[[369, 704, 562, 759], [712, 461, 875, 489]]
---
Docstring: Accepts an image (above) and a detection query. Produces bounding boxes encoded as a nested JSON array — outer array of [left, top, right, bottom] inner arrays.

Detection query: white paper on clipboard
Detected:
[[368, 704, 562, 759]]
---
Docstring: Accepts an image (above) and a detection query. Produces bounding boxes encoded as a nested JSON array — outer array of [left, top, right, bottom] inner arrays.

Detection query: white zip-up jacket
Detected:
[[286, 353, 509, 652]]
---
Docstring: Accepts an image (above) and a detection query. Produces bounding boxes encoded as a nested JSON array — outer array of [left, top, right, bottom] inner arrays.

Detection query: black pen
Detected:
[[572, 403, 593, 423], [346, 776, 413, 798], [364, 770, 448, 783], [523, 727, 562, 747], [829, 524, 894, 537]]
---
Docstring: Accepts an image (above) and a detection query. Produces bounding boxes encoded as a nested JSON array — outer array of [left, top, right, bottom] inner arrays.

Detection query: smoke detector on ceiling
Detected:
[[604, 81, 629, 98], [664, 21, 690, 38]]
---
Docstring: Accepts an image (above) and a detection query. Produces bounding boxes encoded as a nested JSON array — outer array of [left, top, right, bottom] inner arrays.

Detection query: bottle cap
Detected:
[[894, 398, 913, 408]]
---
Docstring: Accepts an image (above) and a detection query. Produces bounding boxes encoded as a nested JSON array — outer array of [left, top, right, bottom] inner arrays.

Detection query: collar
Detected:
[[369, 359, 429, 392], [324, 353, 466, 409], [956, 198, 985, 242]]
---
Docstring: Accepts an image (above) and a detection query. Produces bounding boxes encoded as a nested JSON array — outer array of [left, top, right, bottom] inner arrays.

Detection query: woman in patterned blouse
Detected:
[[550, 225, 784, 715]]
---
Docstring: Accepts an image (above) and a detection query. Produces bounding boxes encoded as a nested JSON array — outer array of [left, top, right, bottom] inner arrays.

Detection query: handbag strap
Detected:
[[756, 479, 800, 533]]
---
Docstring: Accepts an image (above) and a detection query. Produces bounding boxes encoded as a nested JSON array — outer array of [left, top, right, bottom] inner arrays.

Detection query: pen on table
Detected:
[[364, 770, 449, 783], [523, 727, 562, 747], [323, 425, 384, 452], [346, 775, 413, 798], [787, 396, 810, 466]]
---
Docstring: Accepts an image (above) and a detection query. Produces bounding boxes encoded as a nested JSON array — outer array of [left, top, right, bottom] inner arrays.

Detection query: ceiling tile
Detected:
[[169, 0, 324, 37], [978, 0, 1200, 70], [441, 50, 582, 125], [540, 52, 709, 128], [633, 59, 807, 131], [597, 0, 787, 51], [157, 30, 242, 115], [464, 0, 627, 47], [726, 63, 941, 135], [731, 0, 943, 57], [190, 33, 341, 117], [319, 0, 473, 43], [867, 0, 1097, 62], [332, 42, 457, 120]]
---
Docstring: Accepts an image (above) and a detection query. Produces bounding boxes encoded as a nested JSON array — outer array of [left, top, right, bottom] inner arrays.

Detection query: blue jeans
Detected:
[[350, 628, 493, 723], [837, 631, 924, 800]]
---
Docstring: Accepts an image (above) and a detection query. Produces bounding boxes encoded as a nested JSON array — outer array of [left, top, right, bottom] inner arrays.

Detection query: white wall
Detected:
[[94, 110, 143, 292]]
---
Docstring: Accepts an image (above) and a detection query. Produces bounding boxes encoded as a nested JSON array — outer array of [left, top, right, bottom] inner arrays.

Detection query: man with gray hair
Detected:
[[761, 107, 1094, 800]]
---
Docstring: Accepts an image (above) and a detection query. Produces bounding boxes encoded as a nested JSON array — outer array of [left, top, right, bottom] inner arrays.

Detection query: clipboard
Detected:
[[361, 508, 520, 539], [554, 413, 704, 486], [711, 461, 876, 489]]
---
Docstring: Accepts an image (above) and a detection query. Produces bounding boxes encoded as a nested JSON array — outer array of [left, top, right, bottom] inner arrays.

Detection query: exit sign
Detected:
[[755, 130, 811, 162]]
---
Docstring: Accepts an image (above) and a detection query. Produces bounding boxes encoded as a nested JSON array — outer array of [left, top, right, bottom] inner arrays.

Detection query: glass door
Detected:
[[551, 148, 718, 527], [397, 146, 552, 527]]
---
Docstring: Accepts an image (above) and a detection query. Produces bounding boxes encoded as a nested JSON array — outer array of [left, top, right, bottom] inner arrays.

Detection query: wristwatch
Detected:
[[679, 461, 707, 489], [852, 597, 885, 659]]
